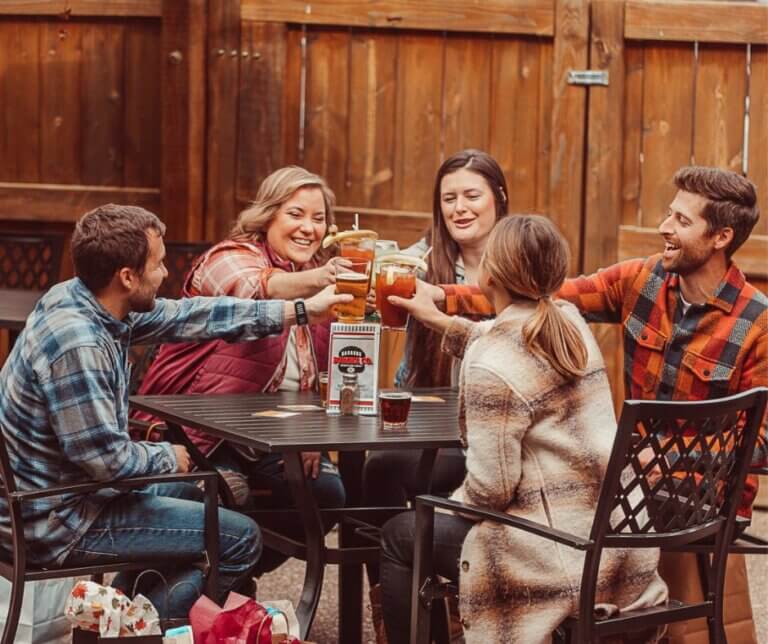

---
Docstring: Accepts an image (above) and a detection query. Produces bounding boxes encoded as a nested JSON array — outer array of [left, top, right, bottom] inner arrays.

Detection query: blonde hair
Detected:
[[230, 166, 336, 242], [481, 215, 588, 380]]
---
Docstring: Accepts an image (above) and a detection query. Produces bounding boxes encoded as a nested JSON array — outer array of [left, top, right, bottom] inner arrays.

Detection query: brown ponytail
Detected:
[[482, 216, 588, 380]]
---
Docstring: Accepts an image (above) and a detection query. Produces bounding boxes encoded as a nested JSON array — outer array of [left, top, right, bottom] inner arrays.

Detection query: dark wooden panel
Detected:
[[748, 45, 767, 235], [236, 21, 287, 208], [303, 29, 350, 203], [161, 0, 207, 240], [621, 43, 644, 227], [0, 21, 40, 182], [393, 33, 444, 211], [124, 20, 161, 187], [0, 1, 161, 17], [549, 0, 589, 274], [80, 23, 124, 185], [346, 30, 398, 208], [40, 21, 82, 184], [489, 37, 545, 213], [442, 34, 492, 157], [693, 44, 747, 173], [240, 0, 554, 37], [0, 183, 160, 223], [639, 43, 694, 228], [281, 26, 303, 168], [206, 0, 241, 241], [625, 0, 768, 45]]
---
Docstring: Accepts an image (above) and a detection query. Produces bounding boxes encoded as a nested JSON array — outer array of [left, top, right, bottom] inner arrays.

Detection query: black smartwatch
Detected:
[[294, 299, 309, 326]]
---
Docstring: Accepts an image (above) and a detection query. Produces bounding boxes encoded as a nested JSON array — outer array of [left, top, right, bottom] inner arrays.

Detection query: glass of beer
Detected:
[[318, 371, 329, 407], [379, 389, 413, 431], [335, 258, 371, 324], [376, 261, 417, 330], [340, 237, 376, 266]]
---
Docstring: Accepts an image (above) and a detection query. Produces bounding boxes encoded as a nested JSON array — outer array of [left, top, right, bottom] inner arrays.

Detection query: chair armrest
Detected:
[[414, 495, 593, 550], [10, 471, 218, 502]]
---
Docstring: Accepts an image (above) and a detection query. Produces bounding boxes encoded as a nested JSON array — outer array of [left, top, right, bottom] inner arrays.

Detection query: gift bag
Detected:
[[0, 576, 84, 644], [189, 592, 301, 644]]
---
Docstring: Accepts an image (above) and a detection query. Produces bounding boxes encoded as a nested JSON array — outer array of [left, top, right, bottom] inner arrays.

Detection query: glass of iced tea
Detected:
[[318, 371, 329, 407], [339, 237, 376, 267], [376, 261, 417, 330], [334, 258, 371, 324], [379, 389, 413, 431]]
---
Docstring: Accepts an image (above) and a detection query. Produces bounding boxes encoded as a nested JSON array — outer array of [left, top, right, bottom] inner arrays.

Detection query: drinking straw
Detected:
[[353, 213, 359, 230], [421, 246, 433, 261]]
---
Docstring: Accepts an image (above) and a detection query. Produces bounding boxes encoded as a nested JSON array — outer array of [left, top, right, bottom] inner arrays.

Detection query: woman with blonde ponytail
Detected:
[[377, 215, 666, 643]]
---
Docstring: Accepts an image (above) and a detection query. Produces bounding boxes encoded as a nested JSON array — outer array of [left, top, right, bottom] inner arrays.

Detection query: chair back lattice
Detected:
[[0, 234, 64, 290], [595, 389, 767, 544], [158, 241, 211, 299]]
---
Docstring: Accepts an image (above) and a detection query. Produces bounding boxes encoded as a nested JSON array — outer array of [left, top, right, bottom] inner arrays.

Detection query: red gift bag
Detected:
[[189, 592, 296, 644]]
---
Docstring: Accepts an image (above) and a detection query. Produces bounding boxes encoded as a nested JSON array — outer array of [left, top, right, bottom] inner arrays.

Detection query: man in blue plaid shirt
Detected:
[[0, 204, 350, 617]]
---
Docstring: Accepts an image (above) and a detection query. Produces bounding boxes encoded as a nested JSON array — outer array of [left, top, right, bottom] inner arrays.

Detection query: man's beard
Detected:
[[128, 288, 156, 313], [664, 246, 711, 276]]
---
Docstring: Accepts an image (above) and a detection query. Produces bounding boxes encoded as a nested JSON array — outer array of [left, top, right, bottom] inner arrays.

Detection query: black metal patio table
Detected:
[[130, 387, 461, 643]]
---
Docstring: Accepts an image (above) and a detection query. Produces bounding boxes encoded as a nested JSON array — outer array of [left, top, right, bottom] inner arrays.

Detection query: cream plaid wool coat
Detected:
[[443, 301, 668, 644]]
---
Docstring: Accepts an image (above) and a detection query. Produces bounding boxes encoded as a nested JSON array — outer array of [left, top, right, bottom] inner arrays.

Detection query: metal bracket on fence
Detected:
[[567, 70, 609, 86]]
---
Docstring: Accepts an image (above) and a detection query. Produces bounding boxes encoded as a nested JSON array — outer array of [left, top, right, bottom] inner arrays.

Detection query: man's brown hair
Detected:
[[71, 204, 166, 292], [673, 166, 760, 259]]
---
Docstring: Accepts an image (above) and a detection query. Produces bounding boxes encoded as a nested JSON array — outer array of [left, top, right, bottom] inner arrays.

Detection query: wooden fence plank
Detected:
[[535, 39, 554, 214], [161, 0, 207, 240], [583, 0, 624, 274], [81, 23, 124, 185], [442, 34, 492, 157], [619, 225, 768, 280], [124, 21, 161, 187], [639, 43, 694, 228], [0, 183, 160, 222], [749, 45, 767, 235], [281, 26, 303, 167], [334, 206, 430, 248], [346, 30, 398, 208], [393, 33, 444, 211], [693, 44, 747, 173], [241, 0, 554, 37], [236, 21, 287, 207], [40, 22, 82, 184], [0, 21, 40, 182], [206, 0, 241, 241], [625, 0, 768, 45], [303, 30, 350, 203], [489, 37, 542, 212], [621, 43, 644, 227], [0, 1, 160, 17], [549, 0, 589, 274]]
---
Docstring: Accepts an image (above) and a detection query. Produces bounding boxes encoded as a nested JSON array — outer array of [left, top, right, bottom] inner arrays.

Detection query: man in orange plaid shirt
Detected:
[[400, 165, 767, 518]]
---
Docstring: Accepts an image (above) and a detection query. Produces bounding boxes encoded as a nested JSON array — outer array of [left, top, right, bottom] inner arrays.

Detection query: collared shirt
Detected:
[[0, 278, 284, 566], [442, 255, 768, 516]]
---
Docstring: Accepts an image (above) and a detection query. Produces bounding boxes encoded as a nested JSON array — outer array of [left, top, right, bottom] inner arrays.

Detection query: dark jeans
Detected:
[[380, 510, 473, 644], [363, 448, 466, 583], [63, 482, 260, 618], [362, 448, 466, 507], [209, 444, 346, 575]]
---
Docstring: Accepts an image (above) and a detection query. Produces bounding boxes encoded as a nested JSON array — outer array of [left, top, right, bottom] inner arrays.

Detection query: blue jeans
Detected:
[[209, 445, 346, 575], [63, 482, 261, 618], [380, 510, 473, 644]]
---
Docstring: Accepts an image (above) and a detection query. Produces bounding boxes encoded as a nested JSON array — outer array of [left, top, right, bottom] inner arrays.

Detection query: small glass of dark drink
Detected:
[[318, 372, 329, 408], [379, 389, 413, 431]]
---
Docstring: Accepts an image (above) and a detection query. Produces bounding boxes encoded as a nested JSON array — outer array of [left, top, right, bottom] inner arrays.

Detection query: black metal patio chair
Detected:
[[0, 424, 221, 644], [0, 232, 64, 291], [410, 387, 768, 644]]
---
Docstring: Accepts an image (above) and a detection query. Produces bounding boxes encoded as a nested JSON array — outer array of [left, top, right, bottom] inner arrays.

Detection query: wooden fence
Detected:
[[0, 0, 766, 399]]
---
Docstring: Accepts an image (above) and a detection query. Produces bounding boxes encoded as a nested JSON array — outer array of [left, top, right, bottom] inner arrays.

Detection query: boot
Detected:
[[369, 583, 389, 644]]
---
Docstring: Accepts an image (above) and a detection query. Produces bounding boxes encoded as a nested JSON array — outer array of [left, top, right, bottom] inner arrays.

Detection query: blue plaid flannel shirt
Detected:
[[0, 277, 284, 566]]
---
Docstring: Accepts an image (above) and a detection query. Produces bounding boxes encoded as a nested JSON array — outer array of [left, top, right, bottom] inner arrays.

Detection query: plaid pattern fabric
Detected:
[[441, 255, 768, 517], [0, 277, 284, 565]]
